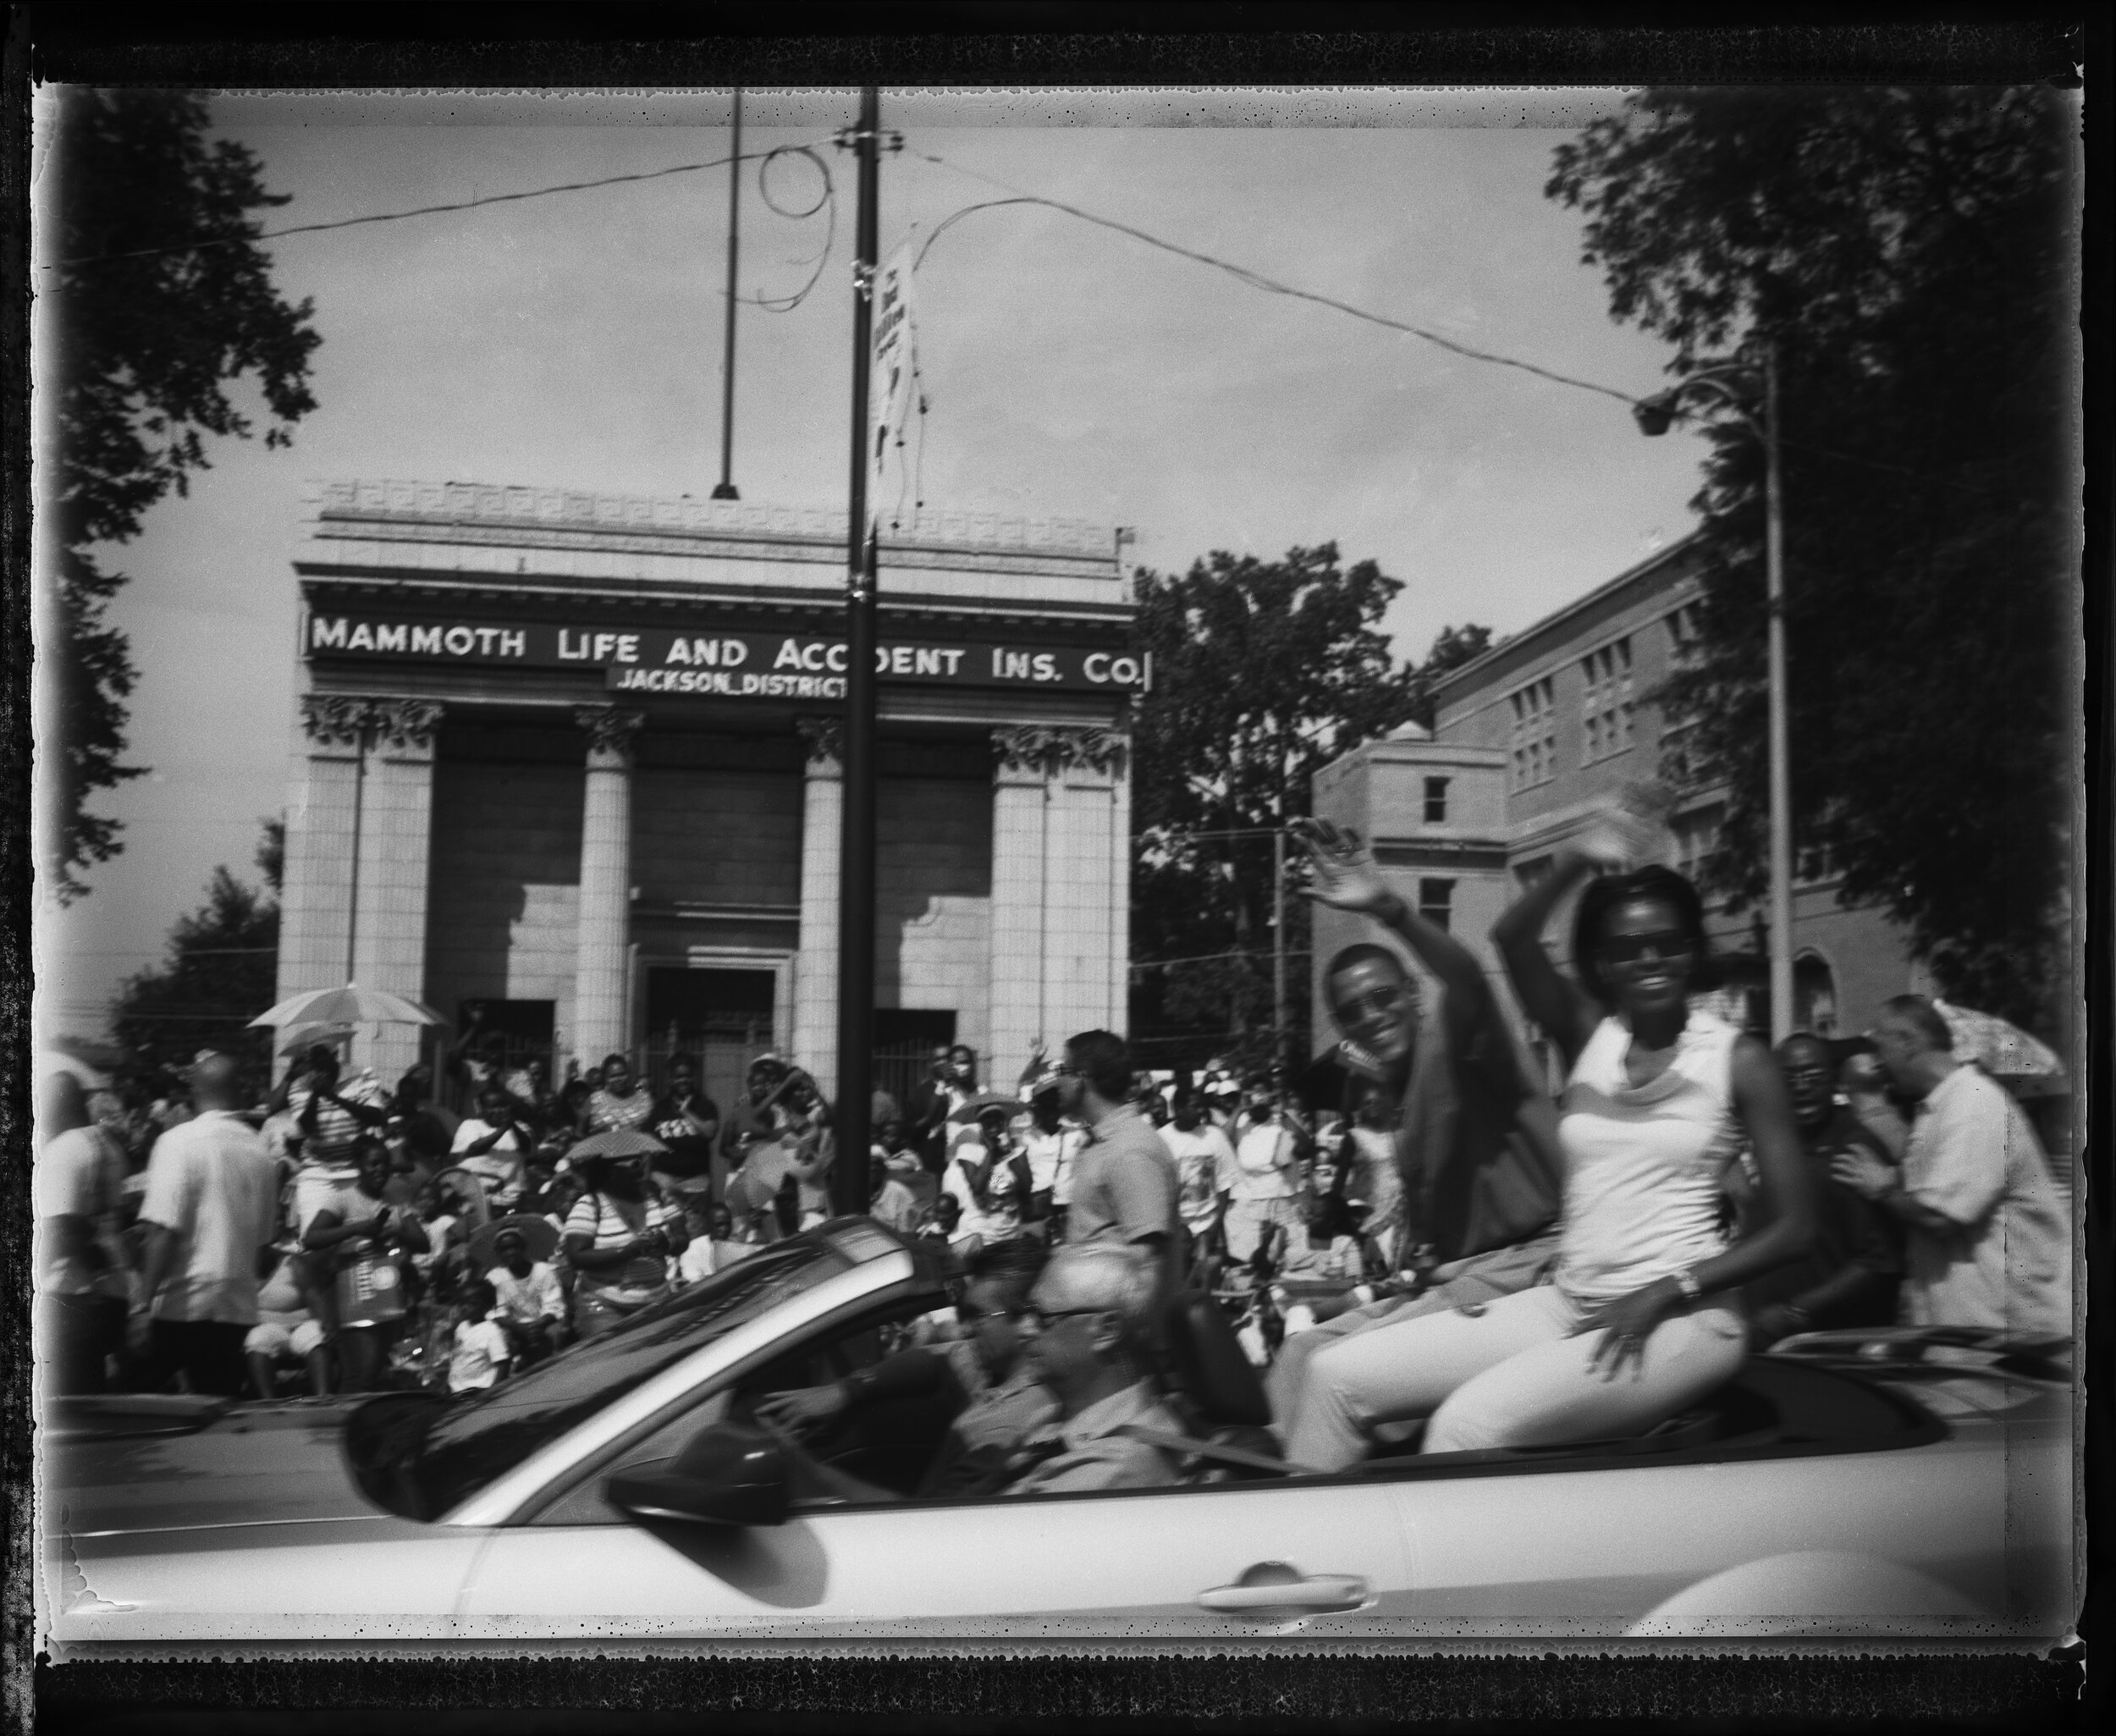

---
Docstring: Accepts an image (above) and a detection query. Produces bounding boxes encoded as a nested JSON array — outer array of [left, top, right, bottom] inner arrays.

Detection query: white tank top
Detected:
[[1555, 1009, 1742, 1305]]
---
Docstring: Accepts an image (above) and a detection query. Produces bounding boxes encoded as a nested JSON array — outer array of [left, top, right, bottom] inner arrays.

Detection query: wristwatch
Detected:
[[1670, 1266, 1705, 1302]]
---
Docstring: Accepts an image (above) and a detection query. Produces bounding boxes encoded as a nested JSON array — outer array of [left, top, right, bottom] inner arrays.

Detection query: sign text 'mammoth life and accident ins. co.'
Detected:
[[304, 614, 1149, 698]]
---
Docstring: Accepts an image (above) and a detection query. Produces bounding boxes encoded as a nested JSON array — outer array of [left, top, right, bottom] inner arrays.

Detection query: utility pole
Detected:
[[832, 85, 882, 1216], [711, 88, 742, 501], [1271, 825, 1287, 1068], [1761, 338, 1794, 1044]]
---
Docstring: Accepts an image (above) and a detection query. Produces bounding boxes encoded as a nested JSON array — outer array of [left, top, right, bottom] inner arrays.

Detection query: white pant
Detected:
[[1281, 1282, 1747, 1471], [1224, 1195, 1302, 1263]]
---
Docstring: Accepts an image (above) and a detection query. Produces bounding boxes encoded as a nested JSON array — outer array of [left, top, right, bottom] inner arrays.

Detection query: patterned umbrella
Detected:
[[565, 1127, 670, 1162], [1932, 1000, 2066, 1090]]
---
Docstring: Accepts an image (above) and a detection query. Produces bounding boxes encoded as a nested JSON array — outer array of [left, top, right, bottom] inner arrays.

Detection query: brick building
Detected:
[[1309, 533, 1926, 1079], [276, 479, 1143, 1110]]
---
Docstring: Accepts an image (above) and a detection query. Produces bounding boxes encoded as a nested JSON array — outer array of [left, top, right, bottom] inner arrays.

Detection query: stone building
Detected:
[[1309, 532, 1925, 1077], [276, 479, 1143, 1109]]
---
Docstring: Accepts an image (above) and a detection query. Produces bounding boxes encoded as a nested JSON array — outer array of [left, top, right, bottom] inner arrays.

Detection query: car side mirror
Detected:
[[606, 1420, 791, 1528]]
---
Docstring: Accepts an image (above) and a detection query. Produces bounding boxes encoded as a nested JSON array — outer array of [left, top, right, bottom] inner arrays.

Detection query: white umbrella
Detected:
[[277, 1020, 356, 1055], [1932, 1000, 2066, 1092], [249, 984, 443, 1030]]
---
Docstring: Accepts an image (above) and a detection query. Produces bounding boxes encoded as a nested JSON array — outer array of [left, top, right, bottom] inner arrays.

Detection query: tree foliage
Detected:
[[1128, 544, 1484, 1066], [46, 91, 322, 900], [111, 822, 284, 1075], [1549, 88, 2074, 1028]]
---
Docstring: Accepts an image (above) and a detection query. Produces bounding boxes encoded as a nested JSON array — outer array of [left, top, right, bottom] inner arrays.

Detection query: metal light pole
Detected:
[[1634, 342, 1795, 1044], [711, 87, 742, 501], [1271, 826, 1287, 1067], [832, 85, 882, 1216]]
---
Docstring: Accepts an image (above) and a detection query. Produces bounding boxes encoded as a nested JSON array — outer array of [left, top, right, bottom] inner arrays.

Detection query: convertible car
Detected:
[[42, 1218, 2075, 1643]]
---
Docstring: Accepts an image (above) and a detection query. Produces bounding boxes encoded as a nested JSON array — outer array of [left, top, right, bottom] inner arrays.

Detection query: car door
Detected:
[[454, 1289, 1413, 1640], [458, 1470, 1413, 1640]]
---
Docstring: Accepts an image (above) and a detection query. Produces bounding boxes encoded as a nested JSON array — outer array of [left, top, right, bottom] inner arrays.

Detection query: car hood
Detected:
[[44, 1399, 385, 1538]]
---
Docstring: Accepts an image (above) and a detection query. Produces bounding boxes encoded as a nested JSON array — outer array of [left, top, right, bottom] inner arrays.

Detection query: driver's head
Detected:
[[1325, 944, 1419, 1070], [957, 1247, 1046, 1381]]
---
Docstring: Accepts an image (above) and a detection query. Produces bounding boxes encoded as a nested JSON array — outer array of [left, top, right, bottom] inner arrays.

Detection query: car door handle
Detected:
[[1197, 1562, 1370, 1618]]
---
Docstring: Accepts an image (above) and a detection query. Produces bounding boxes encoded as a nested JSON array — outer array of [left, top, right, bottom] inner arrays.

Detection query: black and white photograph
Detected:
[[18, 30, 2090, 1719]]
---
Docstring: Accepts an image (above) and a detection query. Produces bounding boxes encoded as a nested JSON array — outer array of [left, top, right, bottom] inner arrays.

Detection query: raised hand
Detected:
[[1573, 781, 1677, 870], [1292, 818, 1394, 916]]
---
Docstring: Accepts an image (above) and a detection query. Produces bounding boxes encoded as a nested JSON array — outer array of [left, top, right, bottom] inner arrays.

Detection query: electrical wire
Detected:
[[741, 144, 836, 313], [55, 140, 838, 272], [909, 157, 1642, 408], [909, 152, 2029, 504]]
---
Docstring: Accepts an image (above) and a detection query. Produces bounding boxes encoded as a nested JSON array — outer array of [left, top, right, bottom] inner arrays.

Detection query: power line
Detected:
[[911, 156, 1642, 409], [909, 152, 2024, 503], [54, 141, 836, 271]]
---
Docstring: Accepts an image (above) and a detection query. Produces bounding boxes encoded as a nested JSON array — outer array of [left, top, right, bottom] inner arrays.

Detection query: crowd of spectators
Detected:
[[33, 813, 2072, 1502]]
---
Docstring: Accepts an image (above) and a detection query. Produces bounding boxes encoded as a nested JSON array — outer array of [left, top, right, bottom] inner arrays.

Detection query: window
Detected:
[[1580, 637, 1635, 765], [1672, 803, 1724, 885], [1507, 676, 1557, 791], [1422, 776, 1450, 824], [1417, 879, 1455, 933], [1666, 601, 1704, 663]]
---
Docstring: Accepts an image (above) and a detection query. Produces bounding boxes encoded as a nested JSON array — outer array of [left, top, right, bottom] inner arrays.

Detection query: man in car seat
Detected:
[[1268, 818, 1567, 1440], [995, 1243, 1185, 1496]]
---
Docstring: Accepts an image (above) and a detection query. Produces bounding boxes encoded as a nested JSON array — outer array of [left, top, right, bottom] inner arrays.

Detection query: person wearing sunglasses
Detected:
[[1284, 795, 1812, 1471], [1266, 817, 1568, 1432], [994, 1243, 1185, 1497]]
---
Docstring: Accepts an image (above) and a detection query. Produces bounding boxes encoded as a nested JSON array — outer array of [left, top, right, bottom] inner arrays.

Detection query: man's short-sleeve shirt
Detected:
[[1899, 1065, 2071, 1339], [138, 1110, 280, 1325], [35, 1125, 130, 1298], [1000, 1380, 1184, 1496], [1064, 1105, 1179, 1250]]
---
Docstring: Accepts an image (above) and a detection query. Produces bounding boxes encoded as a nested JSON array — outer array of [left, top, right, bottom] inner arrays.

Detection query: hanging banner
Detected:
[[867, 241, 917, 538]]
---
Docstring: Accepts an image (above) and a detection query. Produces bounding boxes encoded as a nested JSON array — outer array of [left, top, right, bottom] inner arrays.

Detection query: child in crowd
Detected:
[[243, 1241, 331, 1400], [448, 1279, 513, 1394]]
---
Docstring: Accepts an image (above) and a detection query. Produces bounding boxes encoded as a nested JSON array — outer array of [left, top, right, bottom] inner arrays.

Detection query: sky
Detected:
[[35, 87, 1722, 1041]]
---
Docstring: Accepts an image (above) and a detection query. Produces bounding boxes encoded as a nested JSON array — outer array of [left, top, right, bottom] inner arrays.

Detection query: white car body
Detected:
[[42, 1221, 2074, 1646]]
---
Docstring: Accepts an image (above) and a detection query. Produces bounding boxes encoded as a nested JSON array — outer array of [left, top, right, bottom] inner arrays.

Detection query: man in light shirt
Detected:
[[1832, 995, 2071, 1342], [1223, 1083, 1303, 1265], [133, 1052, 282, 1397], [1161, 1090, 1236, 1274]]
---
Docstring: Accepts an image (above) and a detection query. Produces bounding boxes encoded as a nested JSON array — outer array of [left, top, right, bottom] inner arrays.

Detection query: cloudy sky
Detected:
[[36, 88, 1718, 1038]]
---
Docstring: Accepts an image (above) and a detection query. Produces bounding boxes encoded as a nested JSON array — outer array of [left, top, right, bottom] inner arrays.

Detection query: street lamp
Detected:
[[1634, 339, 1795, 1044]]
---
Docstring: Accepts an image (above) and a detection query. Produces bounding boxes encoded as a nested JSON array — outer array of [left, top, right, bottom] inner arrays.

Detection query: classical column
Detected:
[[277, 696, 372, 1006], [351, 700, 444, 1081], [793, 717, 844, 1085], [1044, 729, 1127, 1044], [988, 727, 1055, 1069], [571, 704, 643, 1066]]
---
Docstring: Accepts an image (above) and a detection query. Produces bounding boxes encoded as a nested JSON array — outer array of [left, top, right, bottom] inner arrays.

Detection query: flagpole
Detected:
[[833, 85, 881, 1216]]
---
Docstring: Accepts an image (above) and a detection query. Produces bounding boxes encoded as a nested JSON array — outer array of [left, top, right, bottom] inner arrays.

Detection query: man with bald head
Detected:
[[1832, 995, 2071, 1342], [1743, 1033, 1903, 1345], [134, 1050, 282, 1397]]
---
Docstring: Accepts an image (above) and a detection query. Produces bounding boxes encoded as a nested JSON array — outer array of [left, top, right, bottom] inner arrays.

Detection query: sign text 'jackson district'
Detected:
[[305, 614, 1149, 698]]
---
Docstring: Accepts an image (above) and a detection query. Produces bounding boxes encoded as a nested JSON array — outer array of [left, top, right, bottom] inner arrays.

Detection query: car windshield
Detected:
[[347, 1237, 848, 1520]]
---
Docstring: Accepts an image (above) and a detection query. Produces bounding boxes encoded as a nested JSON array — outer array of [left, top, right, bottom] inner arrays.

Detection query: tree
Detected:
[[111, 820, 284, 1076], [1128, 544, 1484, 1066], [1548, 88, 2073, 1029], [45, 91, 322, 901]]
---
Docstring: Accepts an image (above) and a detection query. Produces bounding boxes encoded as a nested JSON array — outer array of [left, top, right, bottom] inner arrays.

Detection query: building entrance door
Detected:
[[643, 967, 778, 1110]]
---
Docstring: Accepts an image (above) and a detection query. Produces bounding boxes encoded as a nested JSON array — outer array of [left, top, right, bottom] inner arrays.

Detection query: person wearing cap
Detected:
[[486, 1224, 568, 1364], [131, 1052, 283, 1398], [563, 1149, 686, 1336], [720, 1054, 795, 1176], [944, 1104, 1034, 1246]]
